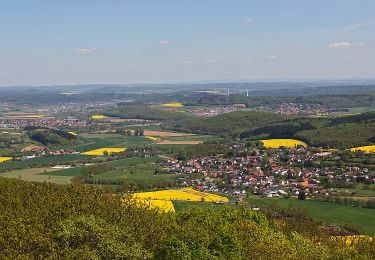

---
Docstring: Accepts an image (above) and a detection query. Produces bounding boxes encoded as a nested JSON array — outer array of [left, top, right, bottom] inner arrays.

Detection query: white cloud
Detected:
[[341, 19, 375, 31], [204, 59, 216, 64], [159, 40, 170, 45], [329, 42, 364, 49], [77, 48, 97, 54], [242, 17, 254, 24], [266, 55, 278, 60]]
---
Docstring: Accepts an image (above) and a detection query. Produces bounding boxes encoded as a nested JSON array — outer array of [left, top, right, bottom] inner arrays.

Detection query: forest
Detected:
[[0, 177, 374, 259]]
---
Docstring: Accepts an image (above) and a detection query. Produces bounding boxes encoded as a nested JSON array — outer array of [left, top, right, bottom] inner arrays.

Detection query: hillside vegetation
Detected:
[[240, 113, 375, 149], [0, 177, 374, 259], [106, 105, 193, 121], [169, 111, 290, 137], [26, 128, 80, 146]]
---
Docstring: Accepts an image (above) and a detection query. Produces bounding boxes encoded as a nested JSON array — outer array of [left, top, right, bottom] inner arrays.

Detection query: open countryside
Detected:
[[1, 1, 375, 258]]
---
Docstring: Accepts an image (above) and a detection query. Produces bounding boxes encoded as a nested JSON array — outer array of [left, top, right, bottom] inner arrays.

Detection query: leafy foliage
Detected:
[[0, 177, 374, 259]]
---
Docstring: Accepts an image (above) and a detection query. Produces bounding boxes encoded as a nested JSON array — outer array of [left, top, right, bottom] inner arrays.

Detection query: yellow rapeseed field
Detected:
[[145, 136, 160, 141], [350, 145, 375, 153], [0, 157, 12, 163], [133, 188, 229, 203], [82, 148, 127, 156], [91, 114, 107, 119], [260, 139, 308, 148], [24, 115, 46, 118], [135, 199, 175, 213], [160, 102, 184, 108]]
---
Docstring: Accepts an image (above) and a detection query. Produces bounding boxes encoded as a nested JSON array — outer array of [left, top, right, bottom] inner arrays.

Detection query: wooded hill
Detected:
[[25, 127, 80, 146], [240, 112, 375, 149], [0, 177, 374, 259]]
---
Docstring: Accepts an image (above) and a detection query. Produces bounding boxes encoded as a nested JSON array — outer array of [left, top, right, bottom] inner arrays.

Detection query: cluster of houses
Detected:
[[162, 147, 374, 198], [20, 145, 79, 160], [0, 118, 89, 129]]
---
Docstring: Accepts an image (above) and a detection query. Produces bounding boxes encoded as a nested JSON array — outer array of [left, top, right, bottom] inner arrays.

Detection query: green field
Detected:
[[245, 196, 375, 236], [46, 156, 182, 185], [93, 156, 181, 184], [0, 154, 90, 170], [335, 187, 375, 197], [56, 134, 151, 152], [0, 168, 71, 184]]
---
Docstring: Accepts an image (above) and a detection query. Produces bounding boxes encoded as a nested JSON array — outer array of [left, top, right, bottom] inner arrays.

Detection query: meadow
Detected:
[[260, 139, 308, 148]]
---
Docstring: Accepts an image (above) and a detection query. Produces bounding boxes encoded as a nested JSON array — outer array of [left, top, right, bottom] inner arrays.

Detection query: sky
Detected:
[[0, 0, 375, 86]]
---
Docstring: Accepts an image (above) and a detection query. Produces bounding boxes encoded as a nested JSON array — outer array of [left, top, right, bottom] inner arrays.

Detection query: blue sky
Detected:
[[0, 0, 374, 85]]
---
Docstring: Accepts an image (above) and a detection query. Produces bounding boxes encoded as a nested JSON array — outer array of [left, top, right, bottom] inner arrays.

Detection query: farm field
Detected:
[[134, 199, 175, 213], [335, 187, 375, 197], [0, 149, 13, 156], [350, 145, 375, 153], [91, 114, 107, 119], [58, 134, 150, 152], [0, 167, 71, 184], [143, 130, 194, 137], [133, 188, 229, 203], [45, 157, 164, 180], [132, 188, 229, 212], [159, 102, 184, 108], [157, 140, 203, 145], [93, 157, 181, 184], [0, 154, 90, 171], [245, 196, 375, 236], [260, 139, 307, 148], [0, 157, 12, 163], [82, 147, 127, 156]]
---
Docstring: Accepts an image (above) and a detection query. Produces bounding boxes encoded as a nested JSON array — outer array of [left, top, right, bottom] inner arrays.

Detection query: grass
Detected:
[[57, 134, 151, 152], [92, 156, 188, 185], [245, 196, 375, 236], [335, 188, 375, 197]]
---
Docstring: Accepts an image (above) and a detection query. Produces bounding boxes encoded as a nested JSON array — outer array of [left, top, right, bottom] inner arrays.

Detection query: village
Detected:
[[162, 146, 374, 199]]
